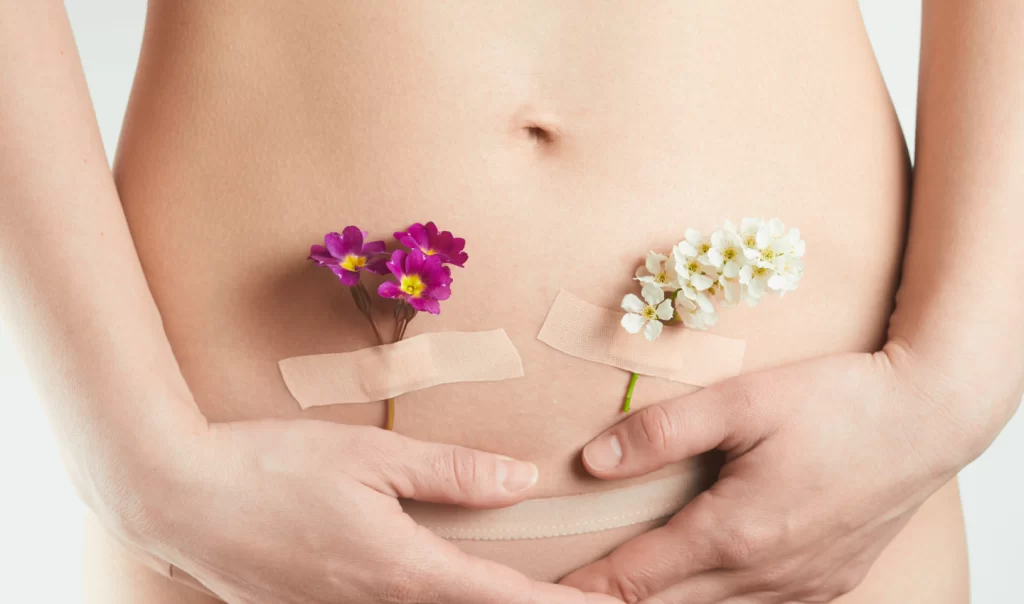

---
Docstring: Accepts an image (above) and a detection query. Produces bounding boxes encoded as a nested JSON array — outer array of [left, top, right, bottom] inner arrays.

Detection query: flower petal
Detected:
[[695, 292, 715, 313], [336, 269, 360, 286], [641, 283, 665, 304], [645, 252, 667, 275], [675, 240, 699, 258], [643, 319, 663, 341], [386, 249, 407, 278], [406, 248, 427, 275], [707, 248, 724, 267], [621, 294, 646, 314], [690, 273, 714, 291], [621, 312, 645, 334], [378, 281, 403, 299], [362, 240, 387, 255], [365, 256, 390, 275], [409, 296, 442, 315], [426, 283, 452, 301], [338, 226, 364, 256], [655, 299, 674, 321]]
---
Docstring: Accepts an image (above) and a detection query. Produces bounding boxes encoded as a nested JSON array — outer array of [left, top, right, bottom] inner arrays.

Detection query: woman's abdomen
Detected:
[[113, 0, 916, 584]]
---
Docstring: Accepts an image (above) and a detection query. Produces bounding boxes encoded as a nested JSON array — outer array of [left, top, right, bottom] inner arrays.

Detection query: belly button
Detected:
[[511, 107, 562, 148], [525, 124, 556, 145]]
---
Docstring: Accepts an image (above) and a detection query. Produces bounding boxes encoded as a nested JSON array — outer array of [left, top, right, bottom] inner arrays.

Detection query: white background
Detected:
[[1, 2, 1021, 602]]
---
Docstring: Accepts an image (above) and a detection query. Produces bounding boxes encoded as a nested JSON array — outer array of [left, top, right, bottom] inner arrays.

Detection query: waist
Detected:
[[113, 0, 910, 496]]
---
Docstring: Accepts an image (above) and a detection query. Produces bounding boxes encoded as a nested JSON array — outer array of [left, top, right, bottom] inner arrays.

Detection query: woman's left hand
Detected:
[[560, 344, 983, 604]]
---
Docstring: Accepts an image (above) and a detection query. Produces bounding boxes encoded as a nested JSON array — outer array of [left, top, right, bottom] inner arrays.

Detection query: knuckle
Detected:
[[715, 513, 789, 570], [375, 561, 438, 604], [606, 570, 656, 604], [748, 557, 800, 592], [637, 403, 680, 453], [715, 520, 764, 568], [443, 447, 482, 495]]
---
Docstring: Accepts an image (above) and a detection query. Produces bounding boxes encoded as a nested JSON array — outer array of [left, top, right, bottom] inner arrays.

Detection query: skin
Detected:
[[0, 2, 613, 603], [0, 0, 1018, 603], [561, 1, 1024, 602]]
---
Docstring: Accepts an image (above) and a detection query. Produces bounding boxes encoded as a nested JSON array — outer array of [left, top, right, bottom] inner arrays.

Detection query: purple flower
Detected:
[[377, 249, 452, 315], [394, 222, 468, 267], [308, 226, 388, 286]]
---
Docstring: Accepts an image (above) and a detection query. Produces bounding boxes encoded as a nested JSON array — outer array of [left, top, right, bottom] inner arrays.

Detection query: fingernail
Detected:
[[497, 458, 538, 492], [583, 434, 622, 471]]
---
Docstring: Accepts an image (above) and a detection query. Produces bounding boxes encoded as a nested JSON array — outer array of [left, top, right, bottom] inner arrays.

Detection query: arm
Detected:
[[0, 0, 203, 529], [561, 2, 1024, 602], [889, 0, 1024, 449], [0, 4, 615, 603]]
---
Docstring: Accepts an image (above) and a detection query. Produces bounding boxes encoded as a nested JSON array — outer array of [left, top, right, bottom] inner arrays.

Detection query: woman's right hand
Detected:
[[126, 419, 616, 604]]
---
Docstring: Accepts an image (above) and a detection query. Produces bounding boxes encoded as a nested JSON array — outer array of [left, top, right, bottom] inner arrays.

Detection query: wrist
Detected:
[[881, 337, 1016, 472], [92, 402, 210, 547]]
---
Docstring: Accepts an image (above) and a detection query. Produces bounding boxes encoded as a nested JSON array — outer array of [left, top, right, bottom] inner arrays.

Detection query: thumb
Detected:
[[345, 426, 540, 509], [582, 383, 737, 479]]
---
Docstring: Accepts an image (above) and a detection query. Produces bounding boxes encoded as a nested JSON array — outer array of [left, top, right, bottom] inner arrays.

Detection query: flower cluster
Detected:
[[308, 222, 467, 429], [309, 221, 466, 318], [623, 218, 805, 341]]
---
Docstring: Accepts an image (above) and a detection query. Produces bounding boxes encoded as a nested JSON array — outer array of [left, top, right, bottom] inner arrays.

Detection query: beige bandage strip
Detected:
[[279, 329, 524, 408], [537, 290, 745, 386], [403, 468, 712, 541]]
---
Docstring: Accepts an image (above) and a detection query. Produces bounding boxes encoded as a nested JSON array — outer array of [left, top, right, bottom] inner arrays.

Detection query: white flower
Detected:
[[737, 217, 764, 252], [767, 254, 805, 294], [706, 221, 748, 279], [744, 218, 794, 269], [621, 286, 674, 341], [675, 295, 718, 331], [738, 263, 772, 306], [719, 275, 742, 305], [682, 228, 713, 264], [739, 218, 806, 295], [672, 242, 717, 296], [635, 251, 680, 291]]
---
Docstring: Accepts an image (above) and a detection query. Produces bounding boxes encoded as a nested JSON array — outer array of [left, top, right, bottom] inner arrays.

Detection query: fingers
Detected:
[[391, 536, 623, 604], [560, 499, 721, 602], [582, 384, 736, 479], [635, 571, 745, 604], [344, 426, 540, 509]]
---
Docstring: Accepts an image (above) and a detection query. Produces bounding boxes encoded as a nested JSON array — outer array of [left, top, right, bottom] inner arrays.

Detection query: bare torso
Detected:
[[91, 1, 968, 601]]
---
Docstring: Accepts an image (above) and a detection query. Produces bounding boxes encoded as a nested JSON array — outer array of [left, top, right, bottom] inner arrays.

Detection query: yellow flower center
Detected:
[[642, 305, 658, 320], [687, 260, 701, 274], [699, 242, 711, 254], [340, 255, 367, 272], [400, 274, 426, 297], [656, 272, 668, 284], [723, 247, 737, 261], [745, 235, 757, 247], [423, 249, 437, 256], [761, 248, 775, 261], [753, 266, 769, 277]]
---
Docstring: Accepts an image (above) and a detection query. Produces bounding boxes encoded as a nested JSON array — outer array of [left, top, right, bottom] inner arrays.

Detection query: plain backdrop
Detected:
[[1, 2, 1021, 602]]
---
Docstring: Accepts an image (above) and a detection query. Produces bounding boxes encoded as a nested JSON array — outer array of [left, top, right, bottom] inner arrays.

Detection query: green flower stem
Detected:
[[352, 284, 385, 345], [386, 398, 396, 431], [622, 372, 640, 413], [384, 301, 418, 431]]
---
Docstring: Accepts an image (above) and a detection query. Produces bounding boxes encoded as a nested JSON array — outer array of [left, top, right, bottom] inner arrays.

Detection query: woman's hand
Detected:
[[128, 419, 619, 604], [560, 344, 988, 604]]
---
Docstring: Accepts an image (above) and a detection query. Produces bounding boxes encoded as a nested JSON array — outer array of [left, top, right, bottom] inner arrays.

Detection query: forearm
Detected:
[[0, 2, 203, 530], [888, 0, 1024, 455]]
